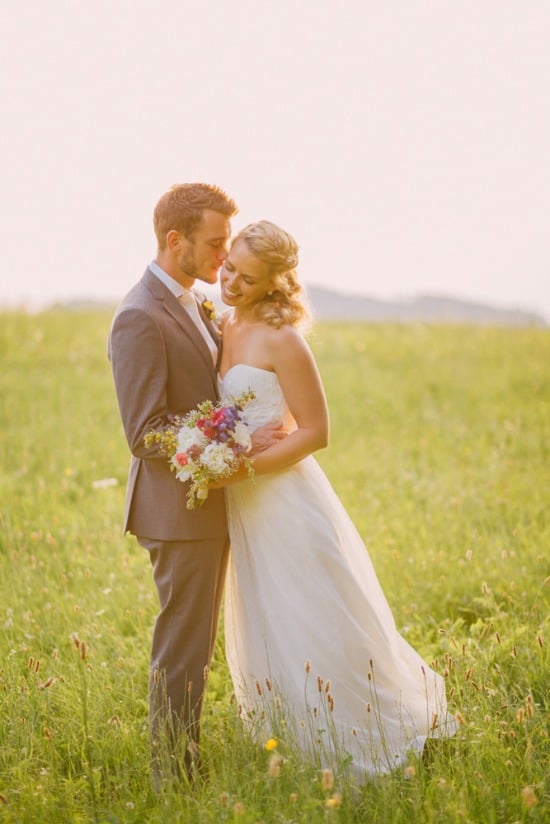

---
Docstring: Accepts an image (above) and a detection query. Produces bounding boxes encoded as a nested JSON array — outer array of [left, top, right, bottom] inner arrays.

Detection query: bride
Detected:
[[215, 220, 456, 780]]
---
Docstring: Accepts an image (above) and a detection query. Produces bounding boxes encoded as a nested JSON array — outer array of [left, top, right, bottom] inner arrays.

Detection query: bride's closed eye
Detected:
[[225, 262, 256, 285]]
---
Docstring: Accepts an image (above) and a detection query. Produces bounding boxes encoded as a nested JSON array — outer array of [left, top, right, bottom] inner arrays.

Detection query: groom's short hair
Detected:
[[154, 183, 238, 249]]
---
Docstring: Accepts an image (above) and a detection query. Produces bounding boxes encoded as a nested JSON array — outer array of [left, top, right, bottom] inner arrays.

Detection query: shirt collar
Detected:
[[149, 260, 192, 301]]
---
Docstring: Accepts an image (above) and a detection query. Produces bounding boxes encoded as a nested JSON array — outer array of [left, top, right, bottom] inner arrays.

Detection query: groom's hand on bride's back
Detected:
[[249, 423, 288, 456]]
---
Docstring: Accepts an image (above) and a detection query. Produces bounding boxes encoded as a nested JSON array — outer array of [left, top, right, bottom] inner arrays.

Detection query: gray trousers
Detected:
[[138, 535, 229, 774]]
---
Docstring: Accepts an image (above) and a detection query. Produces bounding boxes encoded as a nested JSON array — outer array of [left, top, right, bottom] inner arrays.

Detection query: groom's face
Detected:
[[176, 209, 231, 286]]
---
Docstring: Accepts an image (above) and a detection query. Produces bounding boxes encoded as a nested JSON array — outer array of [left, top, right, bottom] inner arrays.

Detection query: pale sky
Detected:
[[1, 0, 549, 319]]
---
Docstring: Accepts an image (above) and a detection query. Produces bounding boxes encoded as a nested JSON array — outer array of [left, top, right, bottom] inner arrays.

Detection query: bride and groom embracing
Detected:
[[108, 183, 456, 787]]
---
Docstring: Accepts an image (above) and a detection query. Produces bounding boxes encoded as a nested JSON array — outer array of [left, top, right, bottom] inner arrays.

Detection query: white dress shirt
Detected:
[[149, 261, 217, 364]]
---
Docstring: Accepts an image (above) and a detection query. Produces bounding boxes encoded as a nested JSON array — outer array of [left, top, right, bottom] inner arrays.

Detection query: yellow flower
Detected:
[[202, 299, 217, 322], [326, 792, 343, 809], [265, 737, 278, 751]]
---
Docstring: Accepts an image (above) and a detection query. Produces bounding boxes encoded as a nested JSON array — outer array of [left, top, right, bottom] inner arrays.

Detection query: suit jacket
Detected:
[[108, 268, 227, 540]]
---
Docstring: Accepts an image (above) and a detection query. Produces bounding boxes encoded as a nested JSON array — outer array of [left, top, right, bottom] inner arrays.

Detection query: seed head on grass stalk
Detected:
[[71, 633, 99, 820]]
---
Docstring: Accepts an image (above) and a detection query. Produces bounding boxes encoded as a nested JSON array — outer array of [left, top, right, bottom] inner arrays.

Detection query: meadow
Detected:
[[0, 309, 548, 823]]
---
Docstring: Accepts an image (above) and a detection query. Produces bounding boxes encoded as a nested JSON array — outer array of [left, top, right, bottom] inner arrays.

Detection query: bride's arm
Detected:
[[251, 326, 329, 475], [220, 326, 328, 485]]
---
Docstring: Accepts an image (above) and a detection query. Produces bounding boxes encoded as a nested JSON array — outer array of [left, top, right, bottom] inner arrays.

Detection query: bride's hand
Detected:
[[249, 422, 288, 456]]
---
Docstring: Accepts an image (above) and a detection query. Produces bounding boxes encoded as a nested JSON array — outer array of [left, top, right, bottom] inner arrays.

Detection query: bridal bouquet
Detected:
[[144, 392, 255, 509]]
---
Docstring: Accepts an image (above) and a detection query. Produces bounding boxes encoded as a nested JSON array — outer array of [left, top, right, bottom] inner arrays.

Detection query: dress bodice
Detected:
[[219, 364, 287, 432]]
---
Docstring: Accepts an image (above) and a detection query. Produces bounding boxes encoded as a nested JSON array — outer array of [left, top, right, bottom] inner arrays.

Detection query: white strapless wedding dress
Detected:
[[220, 364, 456, 780]]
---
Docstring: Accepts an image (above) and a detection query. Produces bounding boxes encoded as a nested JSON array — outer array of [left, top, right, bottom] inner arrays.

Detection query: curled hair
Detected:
[[154, 183, 238, 249], [233, 220, 310, 329]]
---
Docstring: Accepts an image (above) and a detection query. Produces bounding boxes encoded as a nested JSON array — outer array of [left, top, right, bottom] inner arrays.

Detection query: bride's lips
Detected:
[[222, 285, 240, 299]]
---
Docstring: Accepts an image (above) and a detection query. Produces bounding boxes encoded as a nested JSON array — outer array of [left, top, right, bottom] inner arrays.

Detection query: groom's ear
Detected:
[[166, 229, 183, 251]]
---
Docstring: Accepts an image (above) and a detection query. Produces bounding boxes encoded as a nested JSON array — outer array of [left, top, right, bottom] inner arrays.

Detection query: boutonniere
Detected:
[[201, 299, 220, 329]]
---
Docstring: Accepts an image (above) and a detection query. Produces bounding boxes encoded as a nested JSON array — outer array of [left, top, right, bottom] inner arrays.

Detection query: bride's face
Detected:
[[220, 239, 272, 311]]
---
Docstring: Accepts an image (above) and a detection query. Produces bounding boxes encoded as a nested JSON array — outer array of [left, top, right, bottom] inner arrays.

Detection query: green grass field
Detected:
[[0, 310, 548, 822]]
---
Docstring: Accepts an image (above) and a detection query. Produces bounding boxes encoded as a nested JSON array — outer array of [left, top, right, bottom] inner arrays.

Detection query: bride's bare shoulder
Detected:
[[262, 321, 304, 346], [262, 322, 312, 367]]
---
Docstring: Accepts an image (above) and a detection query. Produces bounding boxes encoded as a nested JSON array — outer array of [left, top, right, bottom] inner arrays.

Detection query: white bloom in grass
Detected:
[[201, 442, 236, 475], [92, 477, 118, 489], [232, 421, 252, 451]]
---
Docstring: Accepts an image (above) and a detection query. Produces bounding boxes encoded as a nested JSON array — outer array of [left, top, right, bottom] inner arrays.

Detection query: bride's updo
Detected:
[[233, 220, 310, 329]]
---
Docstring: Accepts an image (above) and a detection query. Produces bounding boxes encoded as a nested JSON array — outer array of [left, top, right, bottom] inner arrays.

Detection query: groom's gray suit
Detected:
[[108, 267, 228, 773]]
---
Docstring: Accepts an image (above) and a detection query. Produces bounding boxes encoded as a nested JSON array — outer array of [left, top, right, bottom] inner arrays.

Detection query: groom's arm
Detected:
[[109, 305, 171, 460]]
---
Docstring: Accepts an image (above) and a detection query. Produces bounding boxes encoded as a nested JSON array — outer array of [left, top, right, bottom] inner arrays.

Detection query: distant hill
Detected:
[[39, 288, 547, 327], [306, 287, 547, 327]]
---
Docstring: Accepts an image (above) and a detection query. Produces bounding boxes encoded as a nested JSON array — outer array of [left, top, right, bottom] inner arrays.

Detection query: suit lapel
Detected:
[[142, 270, 218, 375]]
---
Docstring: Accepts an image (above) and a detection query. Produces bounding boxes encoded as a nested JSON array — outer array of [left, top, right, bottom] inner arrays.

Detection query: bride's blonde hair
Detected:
[[232, 220, 310, 329]]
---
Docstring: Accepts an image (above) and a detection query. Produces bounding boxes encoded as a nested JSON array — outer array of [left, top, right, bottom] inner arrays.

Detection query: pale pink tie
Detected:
[[178, 290, 218, 365]]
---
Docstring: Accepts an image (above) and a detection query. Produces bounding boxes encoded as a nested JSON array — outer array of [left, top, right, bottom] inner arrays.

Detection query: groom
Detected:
[[108, 183, 278, 783]]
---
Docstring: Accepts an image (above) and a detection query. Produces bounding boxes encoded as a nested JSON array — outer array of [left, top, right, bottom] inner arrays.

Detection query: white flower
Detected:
[[201, 442, 236, 475], [177, 425, 207, 452], [171, 450, 198, 481], [171, 457, 194, 482], [232, 421, 252, 451], [91, 477, 118, 489]]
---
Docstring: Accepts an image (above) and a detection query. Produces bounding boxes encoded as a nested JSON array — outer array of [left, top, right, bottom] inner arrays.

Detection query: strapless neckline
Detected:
[[219, 364, 277, 382]]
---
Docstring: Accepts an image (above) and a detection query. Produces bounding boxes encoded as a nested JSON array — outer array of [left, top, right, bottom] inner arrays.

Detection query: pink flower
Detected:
[[211, 408, 227, 425], [175, 452, 189, 467], [197, 418, 217, 439]]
